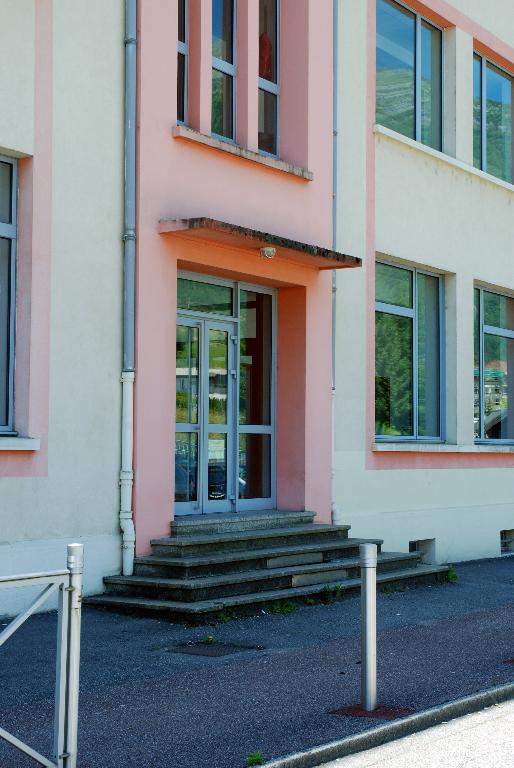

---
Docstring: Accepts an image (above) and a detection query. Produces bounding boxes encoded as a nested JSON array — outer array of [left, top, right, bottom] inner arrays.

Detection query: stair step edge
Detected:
[[151, 524, 352, 547]]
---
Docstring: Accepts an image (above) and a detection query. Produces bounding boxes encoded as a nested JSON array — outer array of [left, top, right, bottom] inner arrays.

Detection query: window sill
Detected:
[[374, 124, 514, 195], [0, 437, 40, 451], [172, 124, 314, 181], [373, 442, 514, 454]]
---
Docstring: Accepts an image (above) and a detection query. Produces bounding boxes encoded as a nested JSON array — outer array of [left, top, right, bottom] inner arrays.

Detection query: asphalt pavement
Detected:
[[0, 557, 513, 767]]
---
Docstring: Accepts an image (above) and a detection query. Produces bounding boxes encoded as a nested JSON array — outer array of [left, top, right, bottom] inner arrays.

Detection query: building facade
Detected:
[[333, 0, 514, 563], [0, 0, 124, 614]]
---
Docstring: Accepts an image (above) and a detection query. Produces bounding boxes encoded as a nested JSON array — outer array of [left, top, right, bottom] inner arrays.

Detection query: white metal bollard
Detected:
[[65, 543, 84, 768], [359, 543, 377, 712]]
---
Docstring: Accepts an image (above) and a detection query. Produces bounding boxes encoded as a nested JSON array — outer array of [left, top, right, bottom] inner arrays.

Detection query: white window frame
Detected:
[[177, 0, 189, 125], [475, 285, 514, 444], [211, 0, 236, 143], [473, 53, 514, 183], [0, 155, 17, 434], [258, 0, 280, 158], [377, 0, 444, 150], [375, 261, 445, 443]]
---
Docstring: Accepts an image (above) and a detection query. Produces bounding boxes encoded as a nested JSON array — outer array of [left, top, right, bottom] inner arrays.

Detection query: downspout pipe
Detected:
[[120, 0, 137, 576], [331, 0, 341, 524]]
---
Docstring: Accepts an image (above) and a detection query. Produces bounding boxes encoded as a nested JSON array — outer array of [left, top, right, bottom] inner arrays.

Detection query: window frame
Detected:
[[0, 154, 17, 434], [475, 285, 514, 444], [473, 52, 514, 183], [258, 0, 280, 158], [211, 0, 236, 143], [177, 0, 189, 125], [376, 0, 444, 150], [375, 260, 445, 443]]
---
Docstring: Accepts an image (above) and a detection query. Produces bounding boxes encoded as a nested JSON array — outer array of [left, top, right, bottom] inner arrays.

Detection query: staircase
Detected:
[[86, 511, 448, 623]]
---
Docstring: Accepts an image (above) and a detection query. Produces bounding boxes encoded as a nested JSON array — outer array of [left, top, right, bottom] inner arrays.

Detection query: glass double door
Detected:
[[176, 317, 236, 514]]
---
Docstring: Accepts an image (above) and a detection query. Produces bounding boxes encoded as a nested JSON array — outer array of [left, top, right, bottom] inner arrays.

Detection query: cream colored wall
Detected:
[[449, 0, 514, 44], [333, 1, 514, 564], [0, 0, 34, 155], [0, 1, 124, 612]]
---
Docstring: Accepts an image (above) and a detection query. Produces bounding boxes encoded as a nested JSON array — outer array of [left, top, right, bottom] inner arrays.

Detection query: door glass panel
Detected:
[[209, 330, 228, 424], [375, 311, 414, 436], [175, 432, 198, 502], [176, 325, 199, 424], [0, 238, 10, 426], [484, 335, 514, 440], [239, 434, 271, 499], [178, 278, 233, 316], [239, 290, 272, 425], [208, 433, 227, 500]]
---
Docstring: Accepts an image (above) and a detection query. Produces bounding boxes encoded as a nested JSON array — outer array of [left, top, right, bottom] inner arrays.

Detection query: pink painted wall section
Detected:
[[134, 0, 336, 551], [366, 0, 514, 471], [0, 0, 52, 478]]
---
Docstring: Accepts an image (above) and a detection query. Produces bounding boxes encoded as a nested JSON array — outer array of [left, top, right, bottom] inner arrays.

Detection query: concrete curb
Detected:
[[262, 681, 514, 768]]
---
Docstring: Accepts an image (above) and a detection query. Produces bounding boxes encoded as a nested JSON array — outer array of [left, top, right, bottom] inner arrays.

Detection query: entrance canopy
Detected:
[[159, 217, 361, 271]]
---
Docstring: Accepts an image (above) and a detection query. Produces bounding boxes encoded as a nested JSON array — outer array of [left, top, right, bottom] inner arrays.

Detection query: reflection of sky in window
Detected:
[[212, 0, 232, 60], [377, 0, 414, 71], [487, 66, 511, 107]]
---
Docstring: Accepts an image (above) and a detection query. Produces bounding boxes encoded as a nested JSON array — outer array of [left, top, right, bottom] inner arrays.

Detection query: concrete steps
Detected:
[[102, 551, 422, 602], [86, 563, 449, 622]]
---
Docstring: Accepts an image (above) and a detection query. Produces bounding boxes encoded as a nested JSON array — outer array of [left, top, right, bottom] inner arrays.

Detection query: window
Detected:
[[474, 287, 514, 442], [177, 0, 188, 123], [212, 0, 235, 140], [375, 262, 443, 440], [473, 54, 513, 183], [376, 0, 442, 151], [259, 0, 279, 155], [0, 156, 16, 433]]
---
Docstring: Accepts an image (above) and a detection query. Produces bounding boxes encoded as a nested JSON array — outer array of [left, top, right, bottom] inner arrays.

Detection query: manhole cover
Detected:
[[171, 641, 264, 657], [330, 704, 413, 720]]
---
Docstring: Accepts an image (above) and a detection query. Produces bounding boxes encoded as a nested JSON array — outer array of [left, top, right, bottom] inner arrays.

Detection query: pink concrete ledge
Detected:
[[158, 217, 361, 270], [172, 124, 314, 181]]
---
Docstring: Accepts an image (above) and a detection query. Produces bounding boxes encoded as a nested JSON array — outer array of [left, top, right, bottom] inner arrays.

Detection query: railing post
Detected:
[[64, 543, 84, 768], [359, 542, 377, 712]]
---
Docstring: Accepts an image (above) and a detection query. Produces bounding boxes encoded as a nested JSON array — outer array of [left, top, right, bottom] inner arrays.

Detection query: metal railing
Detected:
[[0, 543, 84, 768]]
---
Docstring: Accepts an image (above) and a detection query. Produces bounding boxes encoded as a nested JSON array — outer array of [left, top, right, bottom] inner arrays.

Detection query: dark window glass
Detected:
[[178, 278, 233, 315], [483, 335, 514, 440], [258, 89, 277, 154], [420, 22, 442, 150], [212, 69, 234, 138], [376, 0, 415, 139], [178, 0, 186, 43], [208, 433, 227, 500], [417, 273, 440, 436], [0, 162, 12, 225], [473, 56, 482, 169], [259, 0, 277, 83], [239, 290, 272, 426], [0, 238, 11, 426], [474, 288, 480, 438], [176, 325, 199, 425], [486, 63, 513, 183], [212, 0, 233, 63], [239, 434, 271, 499], [484, 291, 514, 332], [375, 311, 414, 436], [376, 262, 413, 308], [177, 53, 186, 123]]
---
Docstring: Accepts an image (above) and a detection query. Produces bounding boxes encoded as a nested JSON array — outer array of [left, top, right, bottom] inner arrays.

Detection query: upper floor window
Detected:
[[258, 0, 279, 155], [375, 262, 443, 440], [212, 0, 235, 140], [376, 0, 442, 151], [473, 54, 513, 183], [474, 287, 514, 442], [0, 156, 16, 433], [177, 0, 188, 123]]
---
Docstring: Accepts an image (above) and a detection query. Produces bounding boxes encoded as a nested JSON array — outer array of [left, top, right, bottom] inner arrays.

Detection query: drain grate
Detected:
[[171, 641, 264, 657], [330, 704, 413, 720]]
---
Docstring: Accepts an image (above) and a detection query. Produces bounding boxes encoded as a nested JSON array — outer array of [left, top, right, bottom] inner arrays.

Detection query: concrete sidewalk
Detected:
[[323, 699, 514, 768], [0, 557, 513, 767]]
